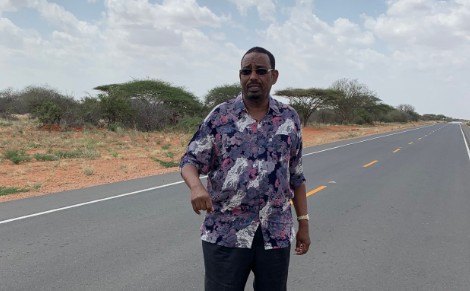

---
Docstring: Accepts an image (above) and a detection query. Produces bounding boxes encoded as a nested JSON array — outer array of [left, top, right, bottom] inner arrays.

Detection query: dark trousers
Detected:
[[202, 227, 291, 291]]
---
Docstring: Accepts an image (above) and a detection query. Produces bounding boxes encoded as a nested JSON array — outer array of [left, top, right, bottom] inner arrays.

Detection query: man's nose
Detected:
[[249, 70, 260, 79]]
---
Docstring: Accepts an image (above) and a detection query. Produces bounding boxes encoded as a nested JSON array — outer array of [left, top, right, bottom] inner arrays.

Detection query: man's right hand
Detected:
[[190, 185, 213, 215], [181, 164, 214, 215]]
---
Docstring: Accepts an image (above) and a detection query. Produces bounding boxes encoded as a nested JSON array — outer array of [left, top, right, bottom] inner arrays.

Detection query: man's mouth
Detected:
[[247, 84, 261, 91]]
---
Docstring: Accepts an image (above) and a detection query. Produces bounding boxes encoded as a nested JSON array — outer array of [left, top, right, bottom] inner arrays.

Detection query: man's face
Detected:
[[239, 52, 278, 101]]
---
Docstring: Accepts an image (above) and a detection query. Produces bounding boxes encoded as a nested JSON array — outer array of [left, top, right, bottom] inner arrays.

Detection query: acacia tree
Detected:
[[97, 89, 134, 127], [397, 104, 420, 122], [371, 103, 395, 123], [94, 79, 204, 131], [329, 78, 381, 124], [204, 83, 241, 110], [79, 97, 103, 126], [275, 88, 339, 126]]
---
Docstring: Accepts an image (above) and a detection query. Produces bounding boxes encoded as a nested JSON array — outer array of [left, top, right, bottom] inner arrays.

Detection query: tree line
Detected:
[[0, 78, 453, 132]]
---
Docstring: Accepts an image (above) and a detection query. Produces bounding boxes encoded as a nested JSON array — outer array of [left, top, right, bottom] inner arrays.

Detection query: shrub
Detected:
[[53, 149, 99, 159], [151, 157, 179, 168], [0, 119, 13, 127], [34, 153, 60, 161], [36, 101, 62, 125], [4, 149, 31, 164], [0, 187, 30, 196], [83, 167, 94, 176], [107, 122, 124, 133], [78, 97, 102, 126], [170, 115, 203, 133]]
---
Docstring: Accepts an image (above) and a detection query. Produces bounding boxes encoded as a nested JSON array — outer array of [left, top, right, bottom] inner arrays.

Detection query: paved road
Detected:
[[1, 123, 469, 290]]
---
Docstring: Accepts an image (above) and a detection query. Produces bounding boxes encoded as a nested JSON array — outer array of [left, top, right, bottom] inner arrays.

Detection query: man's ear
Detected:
[[271, 70, 279, 85]]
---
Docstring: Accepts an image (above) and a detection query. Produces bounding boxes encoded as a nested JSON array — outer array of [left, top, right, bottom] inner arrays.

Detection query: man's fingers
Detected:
[[295, 247, 307, 255], [192, 197, 213, 214], [205, 200, 214, 213], [295, 241, 310, 255], [191, 202, 201, 215]]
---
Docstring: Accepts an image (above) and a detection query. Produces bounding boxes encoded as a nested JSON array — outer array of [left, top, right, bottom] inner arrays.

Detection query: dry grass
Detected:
[[0, 118, 426, 202]]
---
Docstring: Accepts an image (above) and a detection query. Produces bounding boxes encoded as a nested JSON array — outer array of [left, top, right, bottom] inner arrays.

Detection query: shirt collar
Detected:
[[234, 94, 281, 116]]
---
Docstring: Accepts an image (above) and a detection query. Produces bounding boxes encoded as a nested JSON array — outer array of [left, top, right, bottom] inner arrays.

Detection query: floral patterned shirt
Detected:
[[180, 95, 305, 250]]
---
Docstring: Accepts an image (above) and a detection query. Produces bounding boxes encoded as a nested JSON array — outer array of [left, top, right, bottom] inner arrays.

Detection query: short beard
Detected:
[[244, 94, 261, 101]]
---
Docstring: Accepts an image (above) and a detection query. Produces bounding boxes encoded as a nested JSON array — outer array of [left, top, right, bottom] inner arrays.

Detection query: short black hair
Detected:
[[242, 46, 276, 69]]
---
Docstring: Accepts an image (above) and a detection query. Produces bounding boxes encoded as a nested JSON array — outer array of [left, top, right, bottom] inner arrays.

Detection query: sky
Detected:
[[0, 0, 469, 119]]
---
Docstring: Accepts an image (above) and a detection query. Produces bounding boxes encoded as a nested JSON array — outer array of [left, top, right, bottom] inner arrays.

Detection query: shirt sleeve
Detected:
[[179, 113, 215, 175], [289, 111, 306, 189]]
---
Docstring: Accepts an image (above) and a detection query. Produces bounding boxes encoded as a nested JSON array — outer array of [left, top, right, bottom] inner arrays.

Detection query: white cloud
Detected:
[[0, 17, 24, 48], [0, 0, 100, 65], [101, 0, 230, 55], [367, 0, 470, 49], [361, 0, 470, 82], [261, 0, 382, 91], [104, 0, 227, 29], [36, 1, 98, 36], [0, 0, 27, 12], [229, 0, 276, 22], [1, 0, 98, 36]]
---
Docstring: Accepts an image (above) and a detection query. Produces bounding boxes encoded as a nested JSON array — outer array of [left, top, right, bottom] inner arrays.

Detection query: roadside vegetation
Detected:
[[0, 187, 30, 197], [0, 78, 462, 197]]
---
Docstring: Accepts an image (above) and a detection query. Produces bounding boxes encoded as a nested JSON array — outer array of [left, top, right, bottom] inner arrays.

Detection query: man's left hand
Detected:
[[295, 223, 310, 255]]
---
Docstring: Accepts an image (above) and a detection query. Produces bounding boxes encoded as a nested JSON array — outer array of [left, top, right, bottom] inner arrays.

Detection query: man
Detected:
[[180, 46, 310, 291]]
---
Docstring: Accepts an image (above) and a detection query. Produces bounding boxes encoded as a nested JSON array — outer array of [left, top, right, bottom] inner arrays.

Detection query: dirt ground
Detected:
[[0, 120, 423, 203]]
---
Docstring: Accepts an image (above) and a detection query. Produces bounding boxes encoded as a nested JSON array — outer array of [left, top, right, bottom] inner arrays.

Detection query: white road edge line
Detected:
[[0, 181, 185, 225], [303, 125, 435, 156], [459, 124, 470, 161], [1, 125, 438, 225]]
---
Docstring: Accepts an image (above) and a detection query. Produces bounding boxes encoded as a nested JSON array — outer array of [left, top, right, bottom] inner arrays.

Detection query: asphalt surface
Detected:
[[1, 123, 469, 290]]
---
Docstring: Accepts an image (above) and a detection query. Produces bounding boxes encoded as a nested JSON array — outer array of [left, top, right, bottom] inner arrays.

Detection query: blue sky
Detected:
[[1, 0, 469, 119]]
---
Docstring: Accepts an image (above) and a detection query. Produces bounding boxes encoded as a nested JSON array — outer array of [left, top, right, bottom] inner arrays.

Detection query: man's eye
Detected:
[[240, 69, 252, 75], [255, 68, 268, 75], [239, 68, 271, 75]]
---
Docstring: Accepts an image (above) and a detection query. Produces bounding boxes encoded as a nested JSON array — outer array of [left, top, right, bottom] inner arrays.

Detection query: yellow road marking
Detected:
[[291, 185, 327, 204], [393, 148, 401, 153], [363, 160, 378, 168], [306, 186, 327, 197]]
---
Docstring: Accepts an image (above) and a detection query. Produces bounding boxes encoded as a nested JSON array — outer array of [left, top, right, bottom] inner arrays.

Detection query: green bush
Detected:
[[354, 109, 373, 125], [171, 116, 203, 133], [0, 119, 13, 127], [108, 122, 125, 133], [34, 153, 60, 161], [151, 157, 179, 168], [0, 187, 30, 196], [36, 101, 62, 125], [53, 149, 99, 159], [4, 149, 31, 164]]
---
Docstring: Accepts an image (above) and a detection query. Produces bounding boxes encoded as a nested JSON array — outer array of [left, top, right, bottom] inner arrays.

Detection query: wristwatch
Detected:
[[297, 214, 309, 221]]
